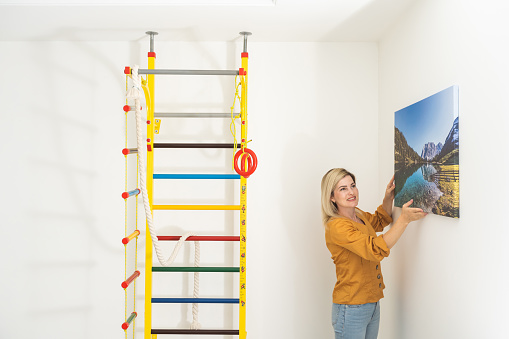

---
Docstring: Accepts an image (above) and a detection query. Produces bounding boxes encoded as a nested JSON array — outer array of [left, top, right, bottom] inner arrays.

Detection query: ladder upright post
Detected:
[[239, 31, 251, 339], [144, 30, 158, 339]]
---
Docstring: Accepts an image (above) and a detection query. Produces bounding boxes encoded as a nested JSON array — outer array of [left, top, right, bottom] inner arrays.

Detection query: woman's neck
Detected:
[[338, 208, 357, 221]]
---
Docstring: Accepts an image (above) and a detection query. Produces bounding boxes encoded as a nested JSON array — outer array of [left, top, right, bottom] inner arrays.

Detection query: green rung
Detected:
[[152, 267, 240, 273]]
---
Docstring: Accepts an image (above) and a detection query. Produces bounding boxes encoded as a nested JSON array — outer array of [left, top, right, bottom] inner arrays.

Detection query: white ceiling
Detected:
[[0, 0, 418, 42]]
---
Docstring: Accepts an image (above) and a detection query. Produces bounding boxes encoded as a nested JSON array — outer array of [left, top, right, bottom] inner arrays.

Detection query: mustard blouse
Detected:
[[325, 205, 393, 305]]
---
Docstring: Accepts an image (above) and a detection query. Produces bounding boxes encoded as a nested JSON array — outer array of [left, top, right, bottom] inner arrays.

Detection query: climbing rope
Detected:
[[127, 65, 201, 329]]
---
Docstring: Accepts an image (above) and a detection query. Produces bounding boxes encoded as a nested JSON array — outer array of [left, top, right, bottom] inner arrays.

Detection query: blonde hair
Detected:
[[320, 168, 357, 225]]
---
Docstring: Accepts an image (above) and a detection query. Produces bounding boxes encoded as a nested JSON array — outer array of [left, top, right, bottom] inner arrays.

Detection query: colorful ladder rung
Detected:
[[130, 69, 240, 76], [152, 267, 239, 273], [154, 112, 240, 118], [154, 143, 237, 149], [122, 312, 137, 330], [157, 236, 240, 241], [151, 329, 239, 335], [153, 174, 241, 179], [152, 205, 242, 210], [122, 148, 138, 155], [122, 270, 140, 289], [122, 230, 140, 245], [122, 188, 140, 199], [152, 298, 239, 304]]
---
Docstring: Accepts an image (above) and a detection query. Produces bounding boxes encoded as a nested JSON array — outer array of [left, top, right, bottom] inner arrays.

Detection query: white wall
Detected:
[[248, 42, 379, 338], [0, 40, 379, 338], [378, 1, 509, 338], [0, 41, 129, 339]]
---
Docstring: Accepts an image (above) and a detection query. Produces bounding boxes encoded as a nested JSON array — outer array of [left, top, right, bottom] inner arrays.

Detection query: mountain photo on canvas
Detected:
[[394, 85, 459, 218]]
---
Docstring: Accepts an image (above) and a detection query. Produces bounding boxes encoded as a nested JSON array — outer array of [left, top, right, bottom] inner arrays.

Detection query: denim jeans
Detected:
[[331, 302, 380, 339]]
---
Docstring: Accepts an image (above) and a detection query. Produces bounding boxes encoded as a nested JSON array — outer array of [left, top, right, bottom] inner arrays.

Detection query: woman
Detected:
[[321, 168, 427, 339]]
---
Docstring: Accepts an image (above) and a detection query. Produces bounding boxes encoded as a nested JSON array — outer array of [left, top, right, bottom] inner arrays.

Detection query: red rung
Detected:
[[157, 236, 240, 241], [121, 271, 140, 289]]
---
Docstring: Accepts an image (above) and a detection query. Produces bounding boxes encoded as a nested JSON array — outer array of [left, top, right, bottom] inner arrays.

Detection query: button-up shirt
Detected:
[[325, 205, 392, 305]]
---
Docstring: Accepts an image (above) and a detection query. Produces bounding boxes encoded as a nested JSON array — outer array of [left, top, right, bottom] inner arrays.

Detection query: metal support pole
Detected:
[[239, 32, 252, 53], [145, 31, 158, 53]]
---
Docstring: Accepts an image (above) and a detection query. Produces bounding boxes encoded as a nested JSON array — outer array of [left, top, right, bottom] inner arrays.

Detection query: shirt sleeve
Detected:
[[327, 218, 390, 262], [363, 205, 393, 233]]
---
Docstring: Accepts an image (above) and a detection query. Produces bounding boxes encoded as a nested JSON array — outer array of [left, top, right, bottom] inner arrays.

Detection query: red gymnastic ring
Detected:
[[234, 148, 258, 178]]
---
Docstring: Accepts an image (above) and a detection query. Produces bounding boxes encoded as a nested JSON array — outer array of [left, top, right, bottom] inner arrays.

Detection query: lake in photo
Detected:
[[394, 162, 459, 218]]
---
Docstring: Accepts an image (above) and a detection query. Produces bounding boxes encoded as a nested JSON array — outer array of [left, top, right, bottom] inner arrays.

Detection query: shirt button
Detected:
[[377, 274, 381, 279], [379, 283, 382, 288], [376, 265, 379, 270]]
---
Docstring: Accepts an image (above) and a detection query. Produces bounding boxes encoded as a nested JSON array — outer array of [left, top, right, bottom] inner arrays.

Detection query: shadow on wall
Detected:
[[279, 132, 332, 336], [25, 41, 103, 339]]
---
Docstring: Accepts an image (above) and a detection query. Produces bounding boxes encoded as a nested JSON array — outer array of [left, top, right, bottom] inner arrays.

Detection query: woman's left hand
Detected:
[[384, 175, 395, 202], [382, 175, 396, 216]]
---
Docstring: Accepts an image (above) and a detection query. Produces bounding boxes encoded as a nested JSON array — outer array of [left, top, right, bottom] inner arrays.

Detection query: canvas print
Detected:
[[394, 85, 459, 218]]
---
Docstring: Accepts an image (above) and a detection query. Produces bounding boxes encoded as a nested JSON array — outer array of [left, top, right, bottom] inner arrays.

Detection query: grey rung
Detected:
[[137, 69, 239, 76], [154, 113, 240, 118]]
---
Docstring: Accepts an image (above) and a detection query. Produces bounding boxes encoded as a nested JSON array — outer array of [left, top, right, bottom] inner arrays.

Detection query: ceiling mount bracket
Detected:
[[145, 31, 159, 53], [239, 32, 252, 53]]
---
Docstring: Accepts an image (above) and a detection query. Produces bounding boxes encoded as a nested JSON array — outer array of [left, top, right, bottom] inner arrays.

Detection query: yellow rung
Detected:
[[152, 204, 241, 210]]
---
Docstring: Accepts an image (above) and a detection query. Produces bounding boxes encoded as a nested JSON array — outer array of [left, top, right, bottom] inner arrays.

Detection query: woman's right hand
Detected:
[[400, 199, 428, 224]]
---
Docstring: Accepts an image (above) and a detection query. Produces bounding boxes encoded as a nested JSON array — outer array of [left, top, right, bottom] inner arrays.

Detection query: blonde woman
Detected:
[[321, 168, 427, 339]]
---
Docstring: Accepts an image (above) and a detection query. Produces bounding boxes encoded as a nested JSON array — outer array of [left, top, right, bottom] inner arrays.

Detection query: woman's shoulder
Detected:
[[326, 216, 354, 229]]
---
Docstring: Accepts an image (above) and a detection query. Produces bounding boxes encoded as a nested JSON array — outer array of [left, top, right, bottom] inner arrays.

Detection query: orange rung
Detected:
[[122, 230, 140, 245]]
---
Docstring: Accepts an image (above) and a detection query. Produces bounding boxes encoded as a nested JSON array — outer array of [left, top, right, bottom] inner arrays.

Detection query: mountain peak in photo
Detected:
[[421, 142, 443, 161]]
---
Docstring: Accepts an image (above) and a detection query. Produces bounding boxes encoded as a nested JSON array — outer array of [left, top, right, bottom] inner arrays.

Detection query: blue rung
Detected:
[[152, 298, 239, 304], [153, 174, 241, 179]]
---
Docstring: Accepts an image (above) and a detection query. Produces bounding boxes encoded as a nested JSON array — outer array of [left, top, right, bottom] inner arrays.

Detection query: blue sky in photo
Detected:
[[395, 85, 458, 154]]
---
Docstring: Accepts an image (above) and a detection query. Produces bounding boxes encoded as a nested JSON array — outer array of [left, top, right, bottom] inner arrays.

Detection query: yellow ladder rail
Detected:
[[144, 31, 157, 339], [239, 31, 250, 339]]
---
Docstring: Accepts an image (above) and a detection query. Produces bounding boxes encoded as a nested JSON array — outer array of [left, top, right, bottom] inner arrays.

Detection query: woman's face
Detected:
[[331, 175, 359, 211]]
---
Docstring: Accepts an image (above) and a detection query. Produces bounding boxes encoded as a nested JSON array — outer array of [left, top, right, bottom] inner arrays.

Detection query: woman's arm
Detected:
[[382, 199, 427, 249]]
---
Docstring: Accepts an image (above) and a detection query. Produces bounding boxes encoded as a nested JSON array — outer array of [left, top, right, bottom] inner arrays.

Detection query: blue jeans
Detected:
[[332, 302, 380, 339]]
